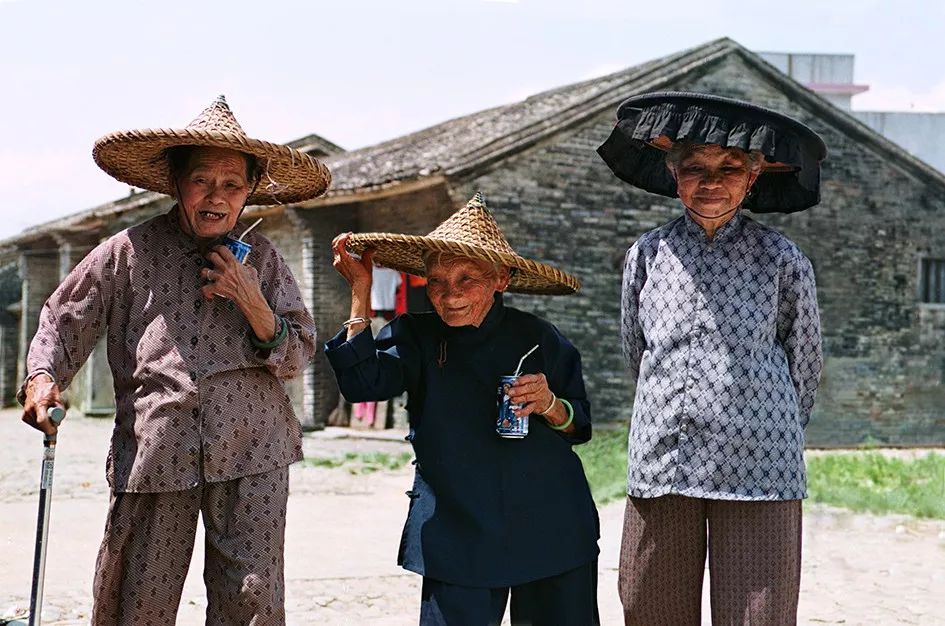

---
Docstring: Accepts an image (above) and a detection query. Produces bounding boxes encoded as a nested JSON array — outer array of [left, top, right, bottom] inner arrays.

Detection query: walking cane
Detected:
[[25, 405, 66, 626]]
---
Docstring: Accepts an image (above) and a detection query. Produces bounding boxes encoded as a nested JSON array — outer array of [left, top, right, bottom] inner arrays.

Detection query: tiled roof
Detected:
[[321, 38, 733, 193]]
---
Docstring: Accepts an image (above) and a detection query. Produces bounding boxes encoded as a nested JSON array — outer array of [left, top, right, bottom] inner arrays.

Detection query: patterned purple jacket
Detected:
[[22, 208, 315, 492]]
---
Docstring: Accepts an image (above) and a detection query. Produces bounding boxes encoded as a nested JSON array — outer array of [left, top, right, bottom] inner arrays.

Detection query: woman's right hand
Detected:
[[21, 373, 63, 436], [331, 232, 375, 292]]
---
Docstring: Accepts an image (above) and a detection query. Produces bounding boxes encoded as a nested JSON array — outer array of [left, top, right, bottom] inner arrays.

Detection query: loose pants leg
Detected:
[[203, 466, 289, 626], [91, 467, 290, 626], [707, 499, 802, 626], [91, 489, 201, 625], [618, 495, 802, 626], [419, 560, 599, 626], [419, 579, 508, 626], [509, 560, 600, 626], [618, 495, 706, 626]]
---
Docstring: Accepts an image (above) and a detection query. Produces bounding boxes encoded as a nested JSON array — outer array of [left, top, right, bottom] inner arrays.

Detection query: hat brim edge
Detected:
[[92, 128, 331, 205], [346, 233, 580, 296]]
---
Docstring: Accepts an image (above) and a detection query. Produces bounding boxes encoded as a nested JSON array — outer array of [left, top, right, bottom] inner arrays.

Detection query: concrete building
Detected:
[[3, 37, 944, 445], [759, 51, 945, 173]]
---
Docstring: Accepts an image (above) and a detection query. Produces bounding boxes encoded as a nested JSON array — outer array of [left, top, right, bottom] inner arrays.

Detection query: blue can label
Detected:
[[496, 375, 528, 438], [223, 237, 252, 264]]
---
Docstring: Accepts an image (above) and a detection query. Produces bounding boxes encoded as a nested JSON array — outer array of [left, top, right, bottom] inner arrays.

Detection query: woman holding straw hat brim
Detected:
[[598, 91, 825, 625], [18, 95, 328, 625], [326, 193, 601, 625]]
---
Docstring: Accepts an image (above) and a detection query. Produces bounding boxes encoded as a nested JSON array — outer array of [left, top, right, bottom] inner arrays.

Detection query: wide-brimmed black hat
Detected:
[[597, 91, 827, 213]]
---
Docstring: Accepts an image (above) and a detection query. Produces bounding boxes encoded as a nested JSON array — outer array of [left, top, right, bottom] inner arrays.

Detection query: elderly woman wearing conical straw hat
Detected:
[[598, 92, 826, 625], [328, 193, 601, 625], [18, 96, 329, 624]]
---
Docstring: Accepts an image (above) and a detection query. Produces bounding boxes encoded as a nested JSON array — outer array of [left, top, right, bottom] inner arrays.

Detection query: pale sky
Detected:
[[2, 0, 943, 241]]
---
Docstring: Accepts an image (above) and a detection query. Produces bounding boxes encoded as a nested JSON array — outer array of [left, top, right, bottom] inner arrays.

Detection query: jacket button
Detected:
[[190, 372, 197, 381], [191, 336, 198, 346], [192, 408, 199, 417]]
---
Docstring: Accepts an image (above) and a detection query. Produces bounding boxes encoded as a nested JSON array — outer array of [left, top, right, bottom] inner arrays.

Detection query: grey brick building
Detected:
[[3, 38, 943, 445]]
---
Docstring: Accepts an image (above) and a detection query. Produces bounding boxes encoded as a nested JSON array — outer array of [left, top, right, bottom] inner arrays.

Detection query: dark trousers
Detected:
[[419, 560, 600, 626]]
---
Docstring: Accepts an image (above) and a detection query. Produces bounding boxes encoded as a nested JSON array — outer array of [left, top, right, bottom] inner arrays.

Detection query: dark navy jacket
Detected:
[[325, 295, 600, 587]]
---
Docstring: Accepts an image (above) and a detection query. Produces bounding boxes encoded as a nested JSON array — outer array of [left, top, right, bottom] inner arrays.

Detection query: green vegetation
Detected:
[[574, 429, 945, 519], [575, 428, 628, 506], [304, 451, 415, 475], [807, 451, 945, 519]]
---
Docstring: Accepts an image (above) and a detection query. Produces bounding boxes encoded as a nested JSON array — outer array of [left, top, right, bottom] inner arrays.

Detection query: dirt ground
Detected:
[[1, 410, 943, 625]]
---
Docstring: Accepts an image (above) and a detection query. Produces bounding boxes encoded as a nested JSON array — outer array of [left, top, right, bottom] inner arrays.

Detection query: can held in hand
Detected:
[[223, 236, 252, 264], [496, 375, 528, 438]]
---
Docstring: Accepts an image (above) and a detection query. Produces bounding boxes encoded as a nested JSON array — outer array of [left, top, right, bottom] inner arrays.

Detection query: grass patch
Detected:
[[575, 428, 945, 519], [305, 451, 414, 475], [807, 451, 945, 519], [575, 428, 628, 506]]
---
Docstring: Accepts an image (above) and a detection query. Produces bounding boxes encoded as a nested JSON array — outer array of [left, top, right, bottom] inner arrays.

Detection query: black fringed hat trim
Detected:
[[597, 91, 828, 213]]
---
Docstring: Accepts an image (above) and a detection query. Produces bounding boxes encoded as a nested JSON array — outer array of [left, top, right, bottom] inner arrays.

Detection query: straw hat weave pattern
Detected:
[[346, 193, 580, 295], [93, 95, 331, 205]]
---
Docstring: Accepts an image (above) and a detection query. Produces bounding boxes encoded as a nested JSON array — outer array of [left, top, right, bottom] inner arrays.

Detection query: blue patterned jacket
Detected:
[[621, 211, 823, 501]]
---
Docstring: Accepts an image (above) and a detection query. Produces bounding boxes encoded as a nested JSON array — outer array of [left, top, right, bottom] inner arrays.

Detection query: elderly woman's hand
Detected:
[[332, 233, 376, 338], [202, 245, 279, 342], [331, 233, 374, 291], [509, 373, 574, 431], [21, 373, 64, 436], [509, 374, 556, 417]]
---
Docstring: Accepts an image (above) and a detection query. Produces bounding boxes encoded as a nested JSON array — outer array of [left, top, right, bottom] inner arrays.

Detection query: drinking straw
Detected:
[[238, 218, 263, 241], [514, 344, 540, 377]]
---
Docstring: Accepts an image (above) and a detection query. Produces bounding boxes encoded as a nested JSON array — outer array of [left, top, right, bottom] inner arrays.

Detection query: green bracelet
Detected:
[[548, 398, 574, 431], [251, 315, 288, 349]]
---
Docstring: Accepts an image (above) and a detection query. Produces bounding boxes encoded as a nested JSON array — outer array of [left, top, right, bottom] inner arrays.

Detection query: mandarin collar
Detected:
[[437, 292, 506, 343], [683, 209, 745, 244], [164, 205, 238, 255]]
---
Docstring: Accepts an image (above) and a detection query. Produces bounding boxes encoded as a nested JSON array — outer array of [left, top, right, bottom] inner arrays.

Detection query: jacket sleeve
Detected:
[[324, 316, 416, 402], [250, 242, 317, 380], [776, 254, 823, 428], [20, 239, 116, 396], [544, 325, 592, 445], [621, 241, 647, 382]]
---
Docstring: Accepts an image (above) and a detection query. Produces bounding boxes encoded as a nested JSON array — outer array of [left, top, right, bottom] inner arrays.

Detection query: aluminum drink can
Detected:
[[496, 374, 528, 438], [223, 236, 252, 264]]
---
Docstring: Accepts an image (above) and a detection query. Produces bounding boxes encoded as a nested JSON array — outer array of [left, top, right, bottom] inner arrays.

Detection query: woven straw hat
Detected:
[[345, 193, 580, 295], [93, 95, 331, 205]]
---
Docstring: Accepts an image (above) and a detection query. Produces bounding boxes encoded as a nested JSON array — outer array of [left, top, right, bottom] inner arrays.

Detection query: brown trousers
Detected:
[[91, 466, 289, 626], [619, 495, 802, 626]]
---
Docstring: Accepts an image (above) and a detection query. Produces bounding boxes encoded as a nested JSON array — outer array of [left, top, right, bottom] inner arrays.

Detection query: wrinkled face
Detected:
[[173, 146, 252, 240], [670, 144, 760, 219], [425, 255, 510, 327]]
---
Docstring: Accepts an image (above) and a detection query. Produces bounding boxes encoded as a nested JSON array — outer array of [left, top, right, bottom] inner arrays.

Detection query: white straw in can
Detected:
[[514, 344, 540, 377], [238, 217, 263, 241]]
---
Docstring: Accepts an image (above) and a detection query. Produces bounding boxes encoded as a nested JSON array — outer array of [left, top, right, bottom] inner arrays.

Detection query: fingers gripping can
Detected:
[[496, 375, 528, 438], [223, 236, 252, 264]]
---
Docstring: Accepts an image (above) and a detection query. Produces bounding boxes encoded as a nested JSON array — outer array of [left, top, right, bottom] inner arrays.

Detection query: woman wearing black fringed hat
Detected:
[[18, 95, 330, 624], [327, 193, 600, 626], [597, 92, 826, 625]]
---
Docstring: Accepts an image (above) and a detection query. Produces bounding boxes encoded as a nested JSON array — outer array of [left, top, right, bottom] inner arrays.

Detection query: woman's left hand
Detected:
[[508, 373, 555, 417], [201, 245, 279, 342], [201, 245, 264, 307]]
